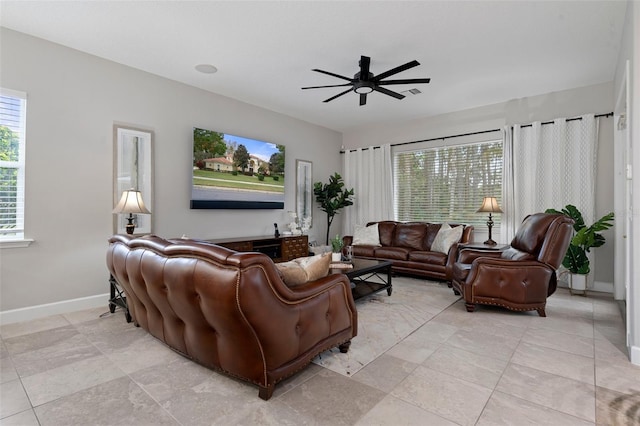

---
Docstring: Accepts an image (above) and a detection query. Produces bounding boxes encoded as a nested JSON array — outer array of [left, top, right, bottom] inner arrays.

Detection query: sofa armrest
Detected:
[[237, 268, 357, 364]]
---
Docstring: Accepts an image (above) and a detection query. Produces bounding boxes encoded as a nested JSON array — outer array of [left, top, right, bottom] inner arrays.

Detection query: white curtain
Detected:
[[510, 114, 598, 227], [501, 126, 517, 242], [342, 144, 394, 236]]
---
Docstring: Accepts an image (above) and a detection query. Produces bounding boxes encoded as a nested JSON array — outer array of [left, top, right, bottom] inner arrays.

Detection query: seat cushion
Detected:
[[408, 250, 447, 266], [352, 245, 376, 257], [501, 247, 536, 261], [374, 246, 411, 261]]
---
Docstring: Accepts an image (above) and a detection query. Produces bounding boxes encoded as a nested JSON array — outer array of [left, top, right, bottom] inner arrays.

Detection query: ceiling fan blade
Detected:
[[373, 60, 420, 82], [360, 93, 367, 106], [359, 56, 370, 78], [378, 78, 431, 85], [312, 69, 353, 82], [302, 83, 352, 90], [323, 88, 353, 103], [373, 86, 405, 100]]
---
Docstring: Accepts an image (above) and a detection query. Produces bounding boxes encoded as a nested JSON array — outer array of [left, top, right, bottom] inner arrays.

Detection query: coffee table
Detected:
[[330, 258, 392, 301]]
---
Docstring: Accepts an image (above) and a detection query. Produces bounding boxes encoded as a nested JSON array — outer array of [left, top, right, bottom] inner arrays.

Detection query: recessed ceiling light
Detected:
[[195, 64, 218, 74]]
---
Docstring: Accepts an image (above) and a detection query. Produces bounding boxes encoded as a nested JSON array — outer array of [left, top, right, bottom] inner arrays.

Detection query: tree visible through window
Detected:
[[394, 140, 503, 228], [0, 89, 27, 240]]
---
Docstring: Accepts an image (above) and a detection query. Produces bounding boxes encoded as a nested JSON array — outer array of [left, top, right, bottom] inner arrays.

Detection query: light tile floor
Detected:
[[1, 283, 639, 425]]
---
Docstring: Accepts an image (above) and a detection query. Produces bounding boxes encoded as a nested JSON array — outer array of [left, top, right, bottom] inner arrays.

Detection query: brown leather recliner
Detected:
[[106, 234, 357, 400], [451, 213, 574, 317]]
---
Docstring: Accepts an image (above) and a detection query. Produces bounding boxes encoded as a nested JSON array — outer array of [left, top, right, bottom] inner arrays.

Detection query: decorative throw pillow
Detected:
[[275, 252, 331, 287], [430, 223, 464, 254], [297, 252, 331, 282], [352, 223, 381, 246], [275, 261, 308, 286]]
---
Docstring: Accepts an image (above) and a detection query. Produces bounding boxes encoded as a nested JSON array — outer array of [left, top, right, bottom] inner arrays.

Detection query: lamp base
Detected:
[[125, 214, 135, 235], [483, 238, 497, 246]]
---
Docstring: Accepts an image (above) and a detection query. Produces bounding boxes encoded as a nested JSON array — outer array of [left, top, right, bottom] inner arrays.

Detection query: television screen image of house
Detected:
[[192, 128, 285, 203]]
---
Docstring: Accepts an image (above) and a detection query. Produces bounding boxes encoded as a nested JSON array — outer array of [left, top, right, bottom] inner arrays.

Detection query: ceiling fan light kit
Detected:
[[302, 55, 431, 106]]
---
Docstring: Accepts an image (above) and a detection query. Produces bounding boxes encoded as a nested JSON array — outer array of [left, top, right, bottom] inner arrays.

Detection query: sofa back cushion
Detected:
[[509, 213, 574, 267], [369, 221, 397, 246], [393, 222, 428, 250], [424, 223, 443, 250]]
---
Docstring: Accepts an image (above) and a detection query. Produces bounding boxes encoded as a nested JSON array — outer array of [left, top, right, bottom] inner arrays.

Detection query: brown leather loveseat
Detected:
[[343, 221, 473, 281], [106, 234, 357, 400]]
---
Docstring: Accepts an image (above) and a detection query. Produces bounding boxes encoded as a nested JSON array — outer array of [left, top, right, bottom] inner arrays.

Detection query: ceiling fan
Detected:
[[302, 55, 431, 106]]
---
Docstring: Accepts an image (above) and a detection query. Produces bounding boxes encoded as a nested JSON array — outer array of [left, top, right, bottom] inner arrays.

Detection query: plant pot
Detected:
[[569, 273, 588, 296], [332, 252, 342, 262]]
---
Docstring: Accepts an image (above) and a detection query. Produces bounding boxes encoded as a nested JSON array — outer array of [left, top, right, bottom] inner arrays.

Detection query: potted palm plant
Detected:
[[331, 234, 344, 262], [314, 173, 355, 245], [545, 205, 614, 292]]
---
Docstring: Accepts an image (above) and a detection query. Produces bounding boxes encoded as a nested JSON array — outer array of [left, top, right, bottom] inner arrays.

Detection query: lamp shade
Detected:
[[113, 189, 151, 215], [477, 197, 503, 213]]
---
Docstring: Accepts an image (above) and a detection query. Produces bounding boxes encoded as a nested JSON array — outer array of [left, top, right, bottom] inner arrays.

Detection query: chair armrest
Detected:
[[466, 257, 555, 299], [458, 248, 503, 264]]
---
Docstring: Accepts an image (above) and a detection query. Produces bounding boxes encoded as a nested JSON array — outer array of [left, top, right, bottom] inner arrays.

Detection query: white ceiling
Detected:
[[0, 1, 628, 132]]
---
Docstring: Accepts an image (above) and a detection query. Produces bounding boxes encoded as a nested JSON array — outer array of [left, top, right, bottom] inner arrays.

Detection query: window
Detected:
[[394, 139, 503, 229], [0, 89, 27, 241]]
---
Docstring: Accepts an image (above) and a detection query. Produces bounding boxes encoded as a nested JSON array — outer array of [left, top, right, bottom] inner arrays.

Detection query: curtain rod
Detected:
[[517, 111, 613, 128], [340, 128, 500, 153], [340, 112, 613, 153]]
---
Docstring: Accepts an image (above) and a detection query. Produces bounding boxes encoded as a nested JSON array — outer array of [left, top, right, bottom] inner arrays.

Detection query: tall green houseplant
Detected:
[[545, 205, 614, 275], [314, 173, 354, 245]]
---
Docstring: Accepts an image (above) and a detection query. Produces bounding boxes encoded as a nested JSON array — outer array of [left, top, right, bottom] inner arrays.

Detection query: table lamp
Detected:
[[113, 189, 151, 234], [477, 196, 502, 246]]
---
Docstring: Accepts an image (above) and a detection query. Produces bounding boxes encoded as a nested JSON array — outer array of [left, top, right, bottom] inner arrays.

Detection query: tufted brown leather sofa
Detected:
[[343, 221, 473, 281], [451, 213, 574, 317], [106, 234, 357, 400]]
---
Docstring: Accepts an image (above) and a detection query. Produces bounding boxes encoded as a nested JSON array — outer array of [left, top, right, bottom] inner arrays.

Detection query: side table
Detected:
[[459, 242, 509, 251], [108, 274, 132, 323]]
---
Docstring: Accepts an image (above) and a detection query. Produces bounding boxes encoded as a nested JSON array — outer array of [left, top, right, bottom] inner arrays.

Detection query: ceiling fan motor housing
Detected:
[[353, 72, 374, 94]]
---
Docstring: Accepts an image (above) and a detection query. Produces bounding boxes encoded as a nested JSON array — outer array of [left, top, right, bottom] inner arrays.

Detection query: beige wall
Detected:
[[0, 29, 342, 312], [343, 82, 616, 288]]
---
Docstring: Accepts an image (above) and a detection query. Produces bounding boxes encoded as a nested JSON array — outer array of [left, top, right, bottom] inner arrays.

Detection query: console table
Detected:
[[108, 274, 131, 323], [206, 234, 308, 262]]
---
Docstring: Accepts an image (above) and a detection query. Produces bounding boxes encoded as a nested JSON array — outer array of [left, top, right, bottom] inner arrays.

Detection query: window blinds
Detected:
[[0, 90, 27, 239], [393, 140, 503, 228]]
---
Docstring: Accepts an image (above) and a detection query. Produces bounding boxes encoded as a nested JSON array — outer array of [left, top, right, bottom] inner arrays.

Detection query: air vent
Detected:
[[401, 88, 422, 96]]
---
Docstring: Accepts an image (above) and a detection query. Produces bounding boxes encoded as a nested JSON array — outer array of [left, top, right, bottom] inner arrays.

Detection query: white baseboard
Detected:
[[630, 345, 640, 366], [557, 280, 613, 294], [0, 293, 110, 325]]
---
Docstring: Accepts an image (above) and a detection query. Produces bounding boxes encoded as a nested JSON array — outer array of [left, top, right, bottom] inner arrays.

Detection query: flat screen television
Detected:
[[191, 127, 285, 209]]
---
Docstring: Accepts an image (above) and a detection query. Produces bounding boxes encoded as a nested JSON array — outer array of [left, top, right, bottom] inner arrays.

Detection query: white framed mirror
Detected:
[[296, 159, 313, 229], [113, 125, 153, 234]]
